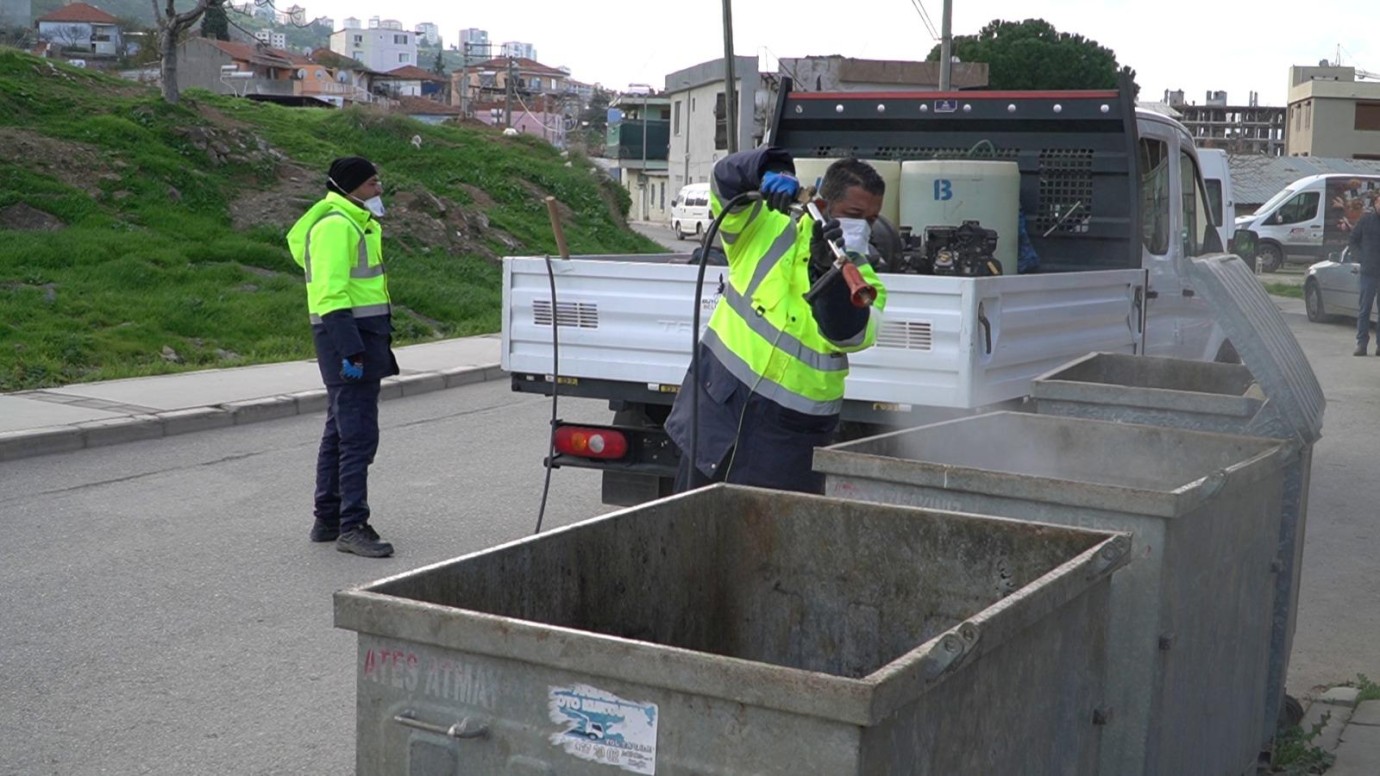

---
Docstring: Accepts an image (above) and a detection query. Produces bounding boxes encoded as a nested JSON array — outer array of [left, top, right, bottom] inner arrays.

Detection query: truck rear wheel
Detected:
[[1257, 243, 1284, 273]]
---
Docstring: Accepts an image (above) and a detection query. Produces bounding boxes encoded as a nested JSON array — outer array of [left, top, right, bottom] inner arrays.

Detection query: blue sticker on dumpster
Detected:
[[549, 684, 658, 774]]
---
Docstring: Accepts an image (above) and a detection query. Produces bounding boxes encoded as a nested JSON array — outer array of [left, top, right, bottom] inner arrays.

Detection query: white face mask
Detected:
[[329, 176, 384, 217], [837, 217, 872, 256]]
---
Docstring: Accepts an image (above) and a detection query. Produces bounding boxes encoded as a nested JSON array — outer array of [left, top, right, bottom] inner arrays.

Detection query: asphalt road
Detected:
[[0, 382, 608, 775], [1, 297, 1376, 774], [1282, 301, 1380, 696]]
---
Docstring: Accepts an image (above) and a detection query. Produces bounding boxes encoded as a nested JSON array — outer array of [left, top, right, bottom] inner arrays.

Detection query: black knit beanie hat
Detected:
[[327, 156, 377, 196]]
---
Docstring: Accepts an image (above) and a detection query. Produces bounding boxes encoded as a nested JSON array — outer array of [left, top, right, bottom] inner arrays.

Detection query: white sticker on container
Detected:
[[548, 684, 658, 774]]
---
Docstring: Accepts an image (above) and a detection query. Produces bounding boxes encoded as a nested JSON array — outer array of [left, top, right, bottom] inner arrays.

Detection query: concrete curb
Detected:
[[0, 363, 504, 463]]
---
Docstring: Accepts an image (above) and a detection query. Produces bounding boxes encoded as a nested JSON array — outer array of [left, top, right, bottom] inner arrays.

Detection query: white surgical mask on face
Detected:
[[837, 217, 872, 255], [361, 196, 385, 218]]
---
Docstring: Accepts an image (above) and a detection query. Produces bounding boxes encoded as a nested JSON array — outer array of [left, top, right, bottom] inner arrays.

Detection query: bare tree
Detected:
[[52, 24, 88, 52], [152, 0, 212, 103]]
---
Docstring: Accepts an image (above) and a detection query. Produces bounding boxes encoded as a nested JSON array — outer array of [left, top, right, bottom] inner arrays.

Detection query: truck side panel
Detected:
[[504, 257, 1146, 411]]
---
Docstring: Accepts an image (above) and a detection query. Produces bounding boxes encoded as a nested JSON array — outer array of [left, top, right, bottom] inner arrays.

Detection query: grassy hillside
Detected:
[[0, 48, 659, 391]]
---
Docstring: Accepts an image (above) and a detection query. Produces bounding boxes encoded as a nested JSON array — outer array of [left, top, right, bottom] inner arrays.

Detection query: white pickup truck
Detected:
[[502, 80, 1244, 505]]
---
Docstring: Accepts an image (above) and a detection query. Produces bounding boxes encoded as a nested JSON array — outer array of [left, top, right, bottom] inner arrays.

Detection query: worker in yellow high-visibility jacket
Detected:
[[287, 157, 399, 558], [664, 149, 888, 494]]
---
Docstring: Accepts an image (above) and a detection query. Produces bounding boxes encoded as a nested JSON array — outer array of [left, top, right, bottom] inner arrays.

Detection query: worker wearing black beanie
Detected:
[[285, 154, 399, 558], [327, 156, 378, 198]]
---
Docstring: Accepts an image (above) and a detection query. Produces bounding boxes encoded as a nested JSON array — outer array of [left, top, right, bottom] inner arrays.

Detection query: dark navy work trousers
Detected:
[[314, 380, 382, 532]]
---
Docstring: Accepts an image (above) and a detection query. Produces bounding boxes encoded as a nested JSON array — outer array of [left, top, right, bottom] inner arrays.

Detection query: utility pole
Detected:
[[939, 0, 953, 91], [459, 42, 468, 118], [641, 90, 649, 219], [683, 81, 692, 185], [505, 56, 516, 128], [721, 0, 738, 153]]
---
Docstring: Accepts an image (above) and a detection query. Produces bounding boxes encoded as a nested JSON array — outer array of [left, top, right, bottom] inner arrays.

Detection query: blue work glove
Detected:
[[759, 171, 800, 214], [340, 356, 364, 382]]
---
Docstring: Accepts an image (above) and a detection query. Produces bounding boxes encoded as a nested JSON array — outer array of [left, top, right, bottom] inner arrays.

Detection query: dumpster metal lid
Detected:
[[1186, 255, 1325, 443]]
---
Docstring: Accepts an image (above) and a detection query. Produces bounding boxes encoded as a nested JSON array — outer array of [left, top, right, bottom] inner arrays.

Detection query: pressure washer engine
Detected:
[[926, 220, 1002, 277]]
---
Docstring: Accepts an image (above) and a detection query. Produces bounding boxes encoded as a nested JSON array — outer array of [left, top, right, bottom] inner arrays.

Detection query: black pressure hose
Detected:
[[689, 191, 760, 487], [534, 250, 559, 535]]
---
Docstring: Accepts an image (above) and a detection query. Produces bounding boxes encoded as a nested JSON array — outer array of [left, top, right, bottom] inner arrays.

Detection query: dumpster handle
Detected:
[[393, 710, 489, 740], [977, 302, 992, 355]]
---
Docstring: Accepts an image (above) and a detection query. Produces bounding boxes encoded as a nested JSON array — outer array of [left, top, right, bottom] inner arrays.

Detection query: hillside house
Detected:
[[35, 2, 122, 58], [176, 38, 382, 107]]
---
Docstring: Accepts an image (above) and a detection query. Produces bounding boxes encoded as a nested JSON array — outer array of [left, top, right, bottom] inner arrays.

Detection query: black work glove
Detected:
[[809, 217, 844, 278], [809, 265, 871, 343]]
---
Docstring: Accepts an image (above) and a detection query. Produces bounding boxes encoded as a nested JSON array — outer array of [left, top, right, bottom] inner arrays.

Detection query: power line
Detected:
[[911, 0, 939, 40]]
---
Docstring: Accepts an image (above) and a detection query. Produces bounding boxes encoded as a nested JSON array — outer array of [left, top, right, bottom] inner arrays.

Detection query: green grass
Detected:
[[1264, 283, 1304, 299], [0, 48, 657, 391]]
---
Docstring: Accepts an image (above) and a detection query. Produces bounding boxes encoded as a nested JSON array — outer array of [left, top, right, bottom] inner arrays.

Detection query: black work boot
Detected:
[[337, 528, 393, 558], [1356, 344, 1368, 357], [309, 519, 340, 543]]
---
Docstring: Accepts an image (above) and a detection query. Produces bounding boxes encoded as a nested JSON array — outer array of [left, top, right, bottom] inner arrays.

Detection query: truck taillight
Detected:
[[554, 426, 628, 460]]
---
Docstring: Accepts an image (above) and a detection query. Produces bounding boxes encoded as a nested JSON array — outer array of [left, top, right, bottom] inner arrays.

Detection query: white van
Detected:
[[1235, 173, 1380, 271], [1196, 149, 1234, 253], [670, 183, 711, 240]]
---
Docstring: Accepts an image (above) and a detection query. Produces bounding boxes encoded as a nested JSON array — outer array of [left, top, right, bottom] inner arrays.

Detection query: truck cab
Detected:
[[1135, 110, 1226, 361]]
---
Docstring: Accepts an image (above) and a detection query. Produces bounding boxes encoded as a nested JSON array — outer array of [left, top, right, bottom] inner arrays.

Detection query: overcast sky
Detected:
[[306, 0, 1374, 106]]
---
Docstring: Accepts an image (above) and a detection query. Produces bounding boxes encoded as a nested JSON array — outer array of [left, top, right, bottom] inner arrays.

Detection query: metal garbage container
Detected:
[[814, 412, 1290, 776], [335, 484, 1131, 776], [1032, 254, 1326, 751]]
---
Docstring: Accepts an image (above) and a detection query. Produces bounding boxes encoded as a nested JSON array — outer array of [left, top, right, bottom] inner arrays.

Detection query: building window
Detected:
[[673, 100, 681, 136], [352, 50, 363, 60], [1305, 101, 1312, 129], [1356, 102, 1380, 131], [353, 34, 362, 44], [714, 92, 727, 150], [660, 182, 665, 210], [394, 34, 407, 44], [399, 53, 409, 63], [531, 77, 542, 91]]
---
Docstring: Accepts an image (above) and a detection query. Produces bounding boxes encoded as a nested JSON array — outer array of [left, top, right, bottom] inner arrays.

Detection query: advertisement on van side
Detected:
[[1325, 177, 1380, 249]]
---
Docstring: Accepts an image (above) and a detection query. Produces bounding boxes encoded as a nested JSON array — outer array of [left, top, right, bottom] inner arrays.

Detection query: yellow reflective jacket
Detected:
[[705, 151, 887, 416], [287, 192, 390, 324]]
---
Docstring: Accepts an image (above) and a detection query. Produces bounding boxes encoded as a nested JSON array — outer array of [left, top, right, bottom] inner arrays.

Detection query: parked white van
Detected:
[[670, 183, 711, 240], [1235, 173, 1380, 271], [1197, 149, 1234, 253]]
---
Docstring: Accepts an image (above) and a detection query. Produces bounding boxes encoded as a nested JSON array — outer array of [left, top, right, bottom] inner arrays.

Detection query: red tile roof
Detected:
[[207, 39, 311, 66], [382, 65, 445, 82], [36, 2, 120, 24], [469, 56, 568, 78]]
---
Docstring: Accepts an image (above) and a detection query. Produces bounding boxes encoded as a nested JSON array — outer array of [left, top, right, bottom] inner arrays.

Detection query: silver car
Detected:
[[1304, 247, 1380, 324]]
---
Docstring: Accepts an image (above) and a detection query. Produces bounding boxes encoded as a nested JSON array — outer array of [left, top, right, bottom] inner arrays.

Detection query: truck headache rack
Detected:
[[768, 77, 1142, 273]]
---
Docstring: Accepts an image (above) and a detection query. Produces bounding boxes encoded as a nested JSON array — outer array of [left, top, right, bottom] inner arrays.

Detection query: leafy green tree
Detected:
[[200, 0, 229, 41], [928, 19, 1137, 94], [574, 87, 613, 155]]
